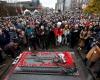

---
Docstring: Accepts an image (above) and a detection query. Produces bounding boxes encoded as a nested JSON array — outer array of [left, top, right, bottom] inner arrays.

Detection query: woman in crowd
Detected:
[[79, 27, 88, 48], [63, 24, 70, 46]]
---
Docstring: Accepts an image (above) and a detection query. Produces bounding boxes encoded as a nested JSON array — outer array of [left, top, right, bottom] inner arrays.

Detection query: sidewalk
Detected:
[[76, 48, 100, 80], [0, 57, 13, 80]]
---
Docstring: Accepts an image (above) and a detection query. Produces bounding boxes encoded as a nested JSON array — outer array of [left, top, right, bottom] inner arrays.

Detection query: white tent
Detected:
[[23, 9, 31, 15], [34, 9, 39, 13], [31, 9, 40, 17]]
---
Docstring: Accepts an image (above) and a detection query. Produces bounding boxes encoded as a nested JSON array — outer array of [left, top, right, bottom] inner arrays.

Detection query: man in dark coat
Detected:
[[70, 25, 80, 48], [0, 28, 6, 48], [0, 28, 6, 65]]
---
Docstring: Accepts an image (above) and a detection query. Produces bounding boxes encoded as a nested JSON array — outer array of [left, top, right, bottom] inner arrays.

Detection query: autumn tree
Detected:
[[84, 0, 100, 15]]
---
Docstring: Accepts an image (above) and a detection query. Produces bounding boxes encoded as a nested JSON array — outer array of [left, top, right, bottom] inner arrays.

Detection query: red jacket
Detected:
[[53, 27, 63, 37]]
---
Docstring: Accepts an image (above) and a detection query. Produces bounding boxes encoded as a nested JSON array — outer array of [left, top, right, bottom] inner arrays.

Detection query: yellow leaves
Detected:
[[83, 0, 100, 15]]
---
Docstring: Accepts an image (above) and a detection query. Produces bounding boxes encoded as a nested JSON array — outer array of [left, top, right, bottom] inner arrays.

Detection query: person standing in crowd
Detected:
[[25, 24, 37, 50], [54, 22, 63, 46], [0, 28, 6, 49], [39, 25, 47, 50], [84, 28, 92, 51], [15, 19, 23, 29], [63, 24, 70, 46], [48, 24, 56, 48], [9, 26, 18, 42], [17, 29, 26, 50], [44, 23, 50, 49], [79, 27, 88, 48], [0, 28, 5, 65], [35, 23, 41, 49], [70, 24, 80, 48], [3, 27, 10, 45]]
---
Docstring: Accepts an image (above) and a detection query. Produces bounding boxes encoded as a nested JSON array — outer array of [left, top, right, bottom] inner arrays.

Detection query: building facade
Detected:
[[72, 0, 89, 9], [55, 0, 63, 12], [6, 0, 40, 11], [55, 0, 71, 12]]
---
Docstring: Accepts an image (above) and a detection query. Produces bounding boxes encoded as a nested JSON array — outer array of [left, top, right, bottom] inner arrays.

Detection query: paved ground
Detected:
[[0, 46, 94, 80], [9, 74, 80, 80]]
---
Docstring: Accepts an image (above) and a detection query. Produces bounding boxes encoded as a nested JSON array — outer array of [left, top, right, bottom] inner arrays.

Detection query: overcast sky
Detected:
[[40, 0, 57, 9], [2, 0, 57, 9]]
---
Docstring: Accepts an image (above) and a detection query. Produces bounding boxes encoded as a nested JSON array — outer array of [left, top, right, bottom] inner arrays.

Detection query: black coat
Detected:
[[3, 29, 10, 44], [0, 34, 6, 48]]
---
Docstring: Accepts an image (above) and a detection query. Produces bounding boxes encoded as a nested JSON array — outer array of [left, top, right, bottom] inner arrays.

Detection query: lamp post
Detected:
[[63, 0, 65, 13]]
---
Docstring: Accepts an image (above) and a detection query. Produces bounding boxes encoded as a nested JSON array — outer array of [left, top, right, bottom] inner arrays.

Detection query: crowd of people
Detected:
[[0, 12, 100, 71]]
